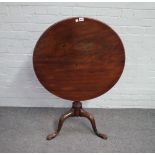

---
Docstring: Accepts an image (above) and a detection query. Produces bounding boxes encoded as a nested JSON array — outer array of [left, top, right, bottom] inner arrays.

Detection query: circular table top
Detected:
[[33, 17, 125, 101]]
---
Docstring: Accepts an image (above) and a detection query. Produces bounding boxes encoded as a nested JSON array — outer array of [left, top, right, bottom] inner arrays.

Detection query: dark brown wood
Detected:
[[47, 101, 107, 140], [33, 17, 125, 140], [33, 17, 125, 101]]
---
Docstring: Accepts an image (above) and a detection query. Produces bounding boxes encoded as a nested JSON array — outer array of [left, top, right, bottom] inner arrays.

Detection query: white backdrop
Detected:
[[0, 2, 155, 108]]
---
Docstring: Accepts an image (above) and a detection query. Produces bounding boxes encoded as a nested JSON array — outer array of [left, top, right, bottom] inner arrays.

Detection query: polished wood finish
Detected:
[[33, 17, 125, 140], [47, 101, 107, 140], [33, 17, 125, 101]]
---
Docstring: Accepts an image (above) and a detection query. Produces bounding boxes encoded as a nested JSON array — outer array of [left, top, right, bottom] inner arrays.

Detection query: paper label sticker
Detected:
[[79, 17, 84, 21], [75, 17, 84, 22]]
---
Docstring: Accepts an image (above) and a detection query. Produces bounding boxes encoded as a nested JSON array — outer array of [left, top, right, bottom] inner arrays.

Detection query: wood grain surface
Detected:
[[33, 17, 125, 101]]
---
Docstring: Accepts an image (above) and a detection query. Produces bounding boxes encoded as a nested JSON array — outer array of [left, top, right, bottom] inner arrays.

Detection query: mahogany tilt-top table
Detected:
[[33, 17, 125, 140]]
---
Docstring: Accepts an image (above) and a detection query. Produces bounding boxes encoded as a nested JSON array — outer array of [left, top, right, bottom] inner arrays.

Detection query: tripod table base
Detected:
[[46, 101, 107, 140]]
